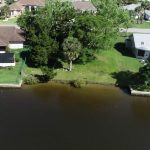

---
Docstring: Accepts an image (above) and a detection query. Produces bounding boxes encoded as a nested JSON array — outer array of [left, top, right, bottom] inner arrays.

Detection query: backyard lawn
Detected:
[[0, 61, 22, 84], [14, 35, 142, 85], [54, 35, 142, 84], [130, 21, 150, 29], [0, 17, 17, 24]]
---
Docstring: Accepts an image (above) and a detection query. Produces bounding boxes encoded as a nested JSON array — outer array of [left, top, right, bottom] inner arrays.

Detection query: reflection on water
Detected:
[[0, 83, 150, 150]]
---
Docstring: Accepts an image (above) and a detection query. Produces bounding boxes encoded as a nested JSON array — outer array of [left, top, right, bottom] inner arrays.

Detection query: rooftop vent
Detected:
[[141, 41, 144, 45]]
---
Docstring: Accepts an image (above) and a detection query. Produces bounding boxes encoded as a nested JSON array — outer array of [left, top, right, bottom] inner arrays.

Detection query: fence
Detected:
[[15, 58, 26, 84]]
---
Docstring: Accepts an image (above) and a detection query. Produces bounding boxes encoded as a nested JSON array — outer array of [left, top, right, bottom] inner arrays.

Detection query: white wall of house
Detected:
[[0, 51, 5, 53], [10, 10, 22, 17], [0, 62, 15, 67], [9, 43, 23, 49]]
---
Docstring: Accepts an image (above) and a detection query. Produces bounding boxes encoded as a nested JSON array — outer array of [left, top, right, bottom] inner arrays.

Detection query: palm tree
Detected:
[[63, 36, 82, 71]]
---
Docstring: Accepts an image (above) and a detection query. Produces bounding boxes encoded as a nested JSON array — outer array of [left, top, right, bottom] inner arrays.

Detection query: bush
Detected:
[[70, 79, 86, 88], [76, 48, 96, 64], [23, 75, 39, 85], [15, 55, 21, 62], [41, 67, 57, 82]]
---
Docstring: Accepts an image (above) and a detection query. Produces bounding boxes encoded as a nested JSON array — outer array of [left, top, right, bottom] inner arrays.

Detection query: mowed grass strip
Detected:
[[0, 17, 17, 24]]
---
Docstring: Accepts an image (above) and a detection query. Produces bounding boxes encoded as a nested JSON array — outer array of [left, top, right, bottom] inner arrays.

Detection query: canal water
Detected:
[[0, 83, 150, 150]]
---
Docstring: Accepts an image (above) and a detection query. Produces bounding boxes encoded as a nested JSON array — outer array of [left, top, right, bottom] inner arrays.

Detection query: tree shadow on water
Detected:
[[111, 70, 136, 94], [114, 42, 134, 58]]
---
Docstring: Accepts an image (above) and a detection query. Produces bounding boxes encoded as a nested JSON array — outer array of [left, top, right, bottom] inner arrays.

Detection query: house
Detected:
[[122, 3, 141, 11], [10, 0, 45, 17], [0, 26, 25, 67], [0, 0, 5, 8], [72, 1, 97, 12], [9, 0, 96, 17], [126, 33, 150, 60], [144, 10, 150, 20]]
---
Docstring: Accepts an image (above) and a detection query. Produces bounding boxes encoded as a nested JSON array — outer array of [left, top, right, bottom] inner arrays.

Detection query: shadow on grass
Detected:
[[114, 42, 134, 58], [111, 70, 136, 87]]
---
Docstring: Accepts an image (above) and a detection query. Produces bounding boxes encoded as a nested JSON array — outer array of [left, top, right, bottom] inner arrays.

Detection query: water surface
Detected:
[[0, 83, 150, 150]]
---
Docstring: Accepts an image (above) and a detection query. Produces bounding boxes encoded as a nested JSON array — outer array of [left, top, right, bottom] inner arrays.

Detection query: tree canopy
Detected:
[[17, 0, 130, 68]]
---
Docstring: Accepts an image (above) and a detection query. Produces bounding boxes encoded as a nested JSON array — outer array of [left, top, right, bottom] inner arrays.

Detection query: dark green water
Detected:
[[0, 83, 150, 150]]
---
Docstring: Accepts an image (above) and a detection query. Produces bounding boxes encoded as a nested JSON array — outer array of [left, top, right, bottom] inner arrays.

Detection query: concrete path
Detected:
[[127, 28, 150, 33], [120, 28, 150, 33]]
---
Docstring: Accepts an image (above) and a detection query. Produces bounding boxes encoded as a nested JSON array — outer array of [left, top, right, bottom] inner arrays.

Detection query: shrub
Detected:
[[23, 75, 39, 85], [41, 67, 57, 82], [70, 79, 86, 88]]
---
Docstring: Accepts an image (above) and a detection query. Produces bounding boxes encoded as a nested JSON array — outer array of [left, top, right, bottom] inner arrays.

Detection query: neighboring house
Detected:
[[72, 1, 96, 12], [126, 33, 150, 60], [122, 3, 141, 11], [144, 10, 150, 20], [9, 0, 96, 17], [0, 26, 25, 67], [0, 0, 5, 8], [9, 0, 45, 17]]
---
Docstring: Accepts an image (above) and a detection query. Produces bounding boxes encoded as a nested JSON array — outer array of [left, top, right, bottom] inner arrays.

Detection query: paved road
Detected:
[[120, 28, 150, 33]]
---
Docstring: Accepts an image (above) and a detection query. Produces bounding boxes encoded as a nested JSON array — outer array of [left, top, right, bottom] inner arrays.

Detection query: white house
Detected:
[[0, 26, 25, 67], [126, 33, 150, 60], [122, 3, 141, 11]]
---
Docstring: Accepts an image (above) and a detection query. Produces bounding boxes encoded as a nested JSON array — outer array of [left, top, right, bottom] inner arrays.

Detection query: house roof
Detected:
[[133, 33, 150, 51], [10, 0, 45, 11], [0, 26, 25, 46], [10, 1, 24, 11], [0, 53, 14, 63], [122, 3, 141, 11], [72, 1, 96, 12]]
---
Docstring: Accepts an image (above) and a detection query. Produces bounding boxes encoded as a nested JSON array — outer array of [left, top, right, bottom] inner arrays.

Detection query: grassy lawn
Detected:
[[130, 21, 150, 29], [0, 17, 17, 24], [22, 35, 142, 85], [0, 61, 22, 84], [54, 36, 142, 84]]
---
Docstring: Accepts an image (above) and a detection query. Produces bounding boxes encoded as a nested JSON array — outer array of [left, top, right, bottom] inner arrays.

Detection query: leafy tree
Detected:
[[116, 0, 138, 5], [94, 0, 130, 49], [74, 13, 102, 49], [138, 63, 150, 86], [5, 0, 14, 5], [62, 36, 82, 71], [135, 6, 144, 24], [135, 1, 150, 24], [0, 5, 10, 18]]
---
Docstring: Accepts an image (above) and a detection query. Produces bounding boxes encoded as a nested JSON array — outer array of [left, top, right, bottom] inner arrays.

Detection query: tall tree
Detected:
[[94, 0, 130, 49], [0, 5, 10, 18], [62, 36, 82, 71], [5, 0, 14, 5]]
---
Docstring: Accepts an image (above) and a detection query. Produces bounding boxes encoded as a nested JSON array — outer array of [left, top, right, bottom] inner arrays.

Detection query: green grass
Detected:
[[130, 21, 150, 29], [0, 17, 17, 24], [54, 36, 142, 84], [22, 35, 142, 85], [0, 61, 22, 84]]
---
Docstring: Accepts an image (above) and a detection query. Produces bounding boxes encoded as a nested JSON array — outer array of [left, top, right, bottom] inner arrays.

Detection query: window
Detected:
[[138, 50, 145, 57]]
